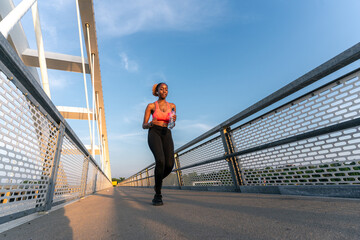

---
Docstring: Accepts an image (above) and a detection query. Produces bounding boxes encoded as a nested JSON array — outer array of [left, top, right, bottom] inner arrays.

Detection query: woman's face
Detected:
[[158, 84, 168, 99]]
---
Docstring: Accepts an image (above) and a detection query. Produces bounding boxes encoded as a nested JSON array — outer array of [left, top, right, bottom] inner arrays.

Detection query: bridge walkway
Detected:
[[1, 187, 360, 240]]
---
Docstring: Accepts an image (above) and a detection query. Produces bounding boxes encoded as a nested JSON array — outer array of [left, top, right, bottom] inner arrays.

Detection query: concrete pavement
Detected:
[[1, 187, 360, 239]]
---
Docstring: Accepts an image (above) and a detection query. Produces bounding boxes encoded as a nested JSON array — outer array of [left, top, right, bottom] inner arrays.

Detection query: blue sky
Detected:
[[14, 0, 360, 178]]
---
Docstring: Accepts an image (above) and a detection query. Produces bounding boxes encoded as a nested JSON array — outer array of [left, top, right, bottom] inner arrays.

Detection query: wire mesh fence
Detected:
[[120, 43, 360, 194], [0, 70, 58, 217], [0, 37, 111, 224], [53, 135, 87, 204]]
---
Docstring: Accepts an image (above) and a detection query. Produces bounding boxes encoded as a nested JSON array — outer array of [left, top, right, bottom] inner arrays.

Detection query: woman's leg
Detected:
[[162, 129, 175, 179], [148, 128, 165, 195]]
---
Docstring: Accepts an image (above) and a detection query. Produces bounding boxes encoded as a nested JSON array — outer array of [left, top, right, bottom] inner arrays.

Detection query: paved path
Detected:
[[2, 187, 360, 239]]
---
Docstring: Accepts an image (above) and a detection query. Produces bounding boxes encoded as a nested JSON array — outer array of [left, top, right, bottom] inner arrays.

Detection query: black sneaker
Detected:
[[152, 194, 163, 206]]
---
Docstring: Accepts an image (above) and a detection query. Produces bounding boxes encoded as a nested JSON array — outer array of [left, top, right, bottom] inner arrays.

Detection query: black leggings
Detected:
[[148, 125, 175, 195]]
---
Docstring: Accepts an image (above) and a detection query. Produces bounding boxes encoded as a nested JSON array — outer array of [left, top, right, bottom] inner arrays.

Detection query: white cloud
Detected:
[[121, 97, 153, 124], [172, 120, 214, 150], [41, 23, 58, 47], [109, 132, 143, 139], [41, 0, 73, 11], [108, 132, 146, 143], [175, 120, 212, 132], [147, 72, 167, 84], [120, 53, 139, 72], [95, 0, 228, 37], [48, 72, 72, 90]]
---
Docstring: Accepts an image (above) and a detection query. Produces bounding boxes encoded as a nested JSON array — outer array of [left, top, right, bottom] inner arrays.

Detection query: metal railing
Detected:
[[120, 42, 360, 194], [0, 33, 111, 224]]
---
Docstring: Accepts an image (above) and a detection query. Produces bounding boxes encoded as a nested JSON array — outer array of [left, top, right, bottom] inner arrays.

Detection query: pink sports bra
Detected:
[[152, 101, 171, 123]]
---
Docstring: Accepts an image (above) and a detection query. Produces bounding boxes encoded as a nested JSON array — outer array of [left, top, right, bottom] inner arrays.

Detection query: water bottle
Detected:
[[168, 109, 175, 129]]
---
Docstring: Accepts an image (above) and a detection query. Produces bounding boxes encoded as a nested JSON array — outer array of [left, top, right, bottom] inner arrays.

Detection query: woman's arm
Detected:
[[142, 103, 154, 129]]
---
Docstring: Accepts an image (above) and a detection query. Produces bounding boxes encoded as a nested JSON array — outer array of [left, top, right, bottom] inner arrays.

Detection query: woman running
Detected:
[[142, 82, 177, 206]]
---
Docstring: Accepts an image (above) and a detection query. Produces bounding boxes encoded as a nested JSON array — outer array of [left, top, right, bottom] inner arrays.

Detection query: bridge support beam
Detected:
[[31, 1, 50, 98], [22, 48, 90, 73], [0, 0, 36, 39]]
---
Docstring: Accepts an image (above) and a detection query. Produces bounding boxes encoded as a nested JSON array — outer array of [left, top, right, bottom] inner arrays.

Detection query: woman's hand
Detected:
[[144, 117, 157, 129], [143, 121, 153, 129]]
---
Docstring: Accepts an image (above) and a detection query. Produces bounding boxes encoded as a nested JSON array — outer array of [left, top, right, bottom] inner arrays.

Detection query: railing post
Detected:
[[146, 168, 150, 187], [81, 156, 90, 197], [93, 171, 98, 193], [43, 123, 65, 211], [174, 153, 183, 188], [220, 127, 244, 191], [140, 172, 143, 187]]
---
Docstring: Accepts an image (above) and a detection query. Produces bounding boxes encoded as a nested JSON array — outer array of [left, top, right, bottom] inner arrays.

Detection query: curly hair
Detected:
[[152, 82, 167, 96]]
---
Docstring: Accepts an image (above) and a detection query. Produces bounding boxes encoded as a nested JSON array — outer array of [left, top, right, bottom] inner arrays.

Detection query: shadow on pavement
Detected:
[[2, 187, 360, 240], [1, 207, 72, 240], [114, 187, 360, 240]]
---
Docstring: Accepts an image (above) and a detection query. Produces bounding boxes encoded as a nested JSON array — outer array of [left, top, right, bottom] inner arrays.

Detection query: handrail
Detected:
[[175, 42, 360, 153], [0, 31, 112, 224], [0, 1, 112, 225], [0, 33, 109, 181], [122, 41, 360, 190]]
